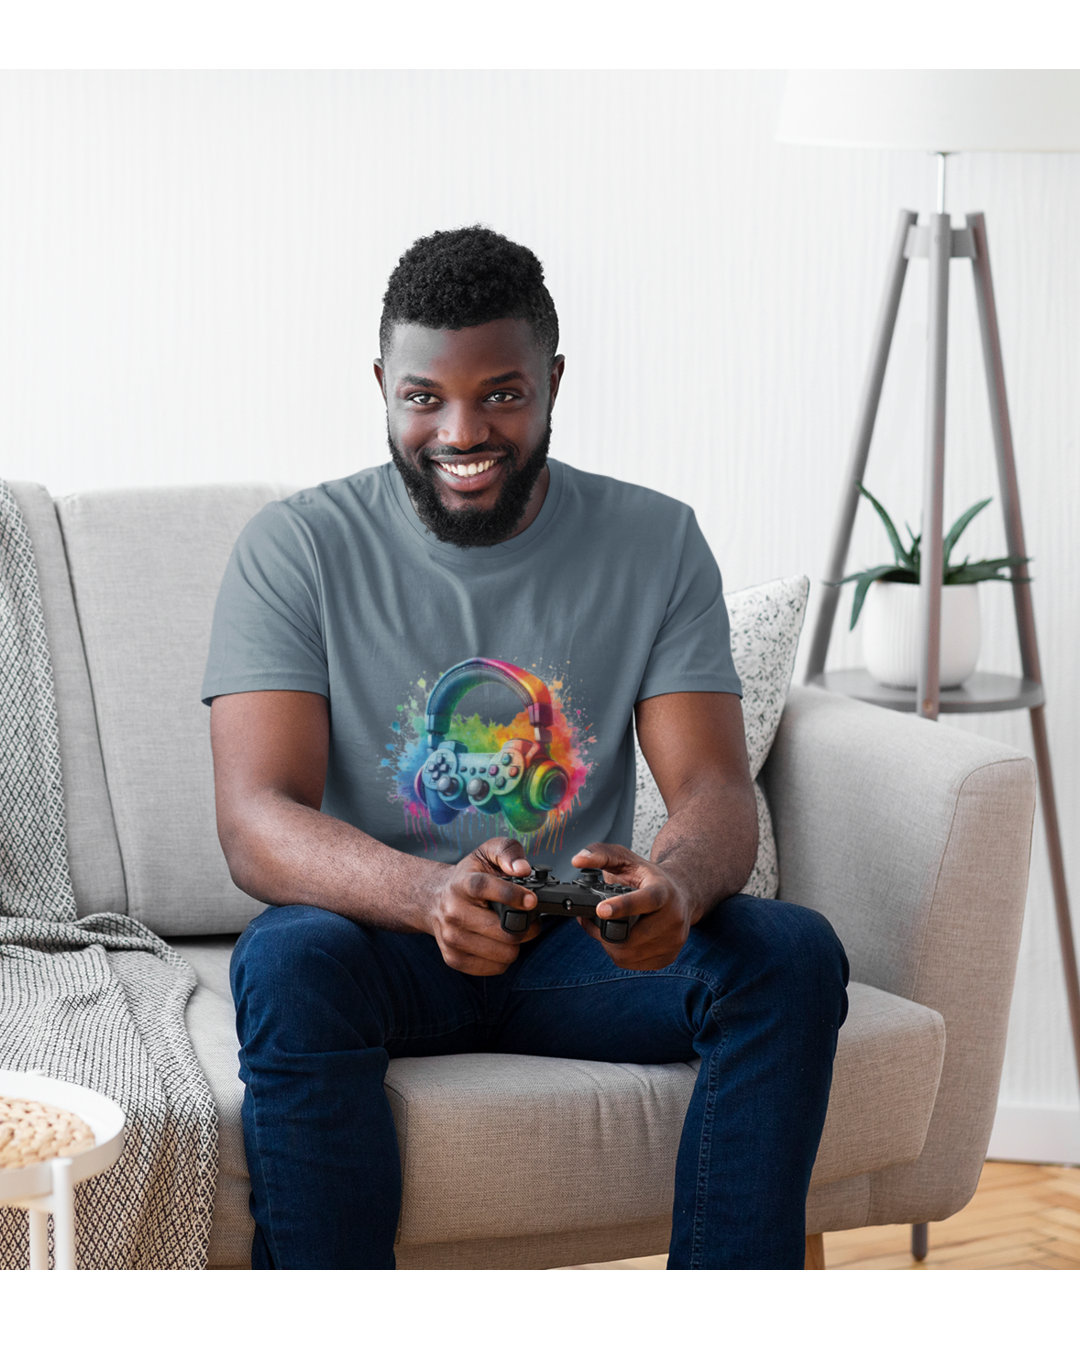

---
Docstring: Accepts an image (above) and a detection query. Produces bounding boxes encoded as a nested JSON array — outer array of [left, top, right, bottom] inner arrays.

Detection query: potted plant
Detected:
[[833, 483, 1029, 689]]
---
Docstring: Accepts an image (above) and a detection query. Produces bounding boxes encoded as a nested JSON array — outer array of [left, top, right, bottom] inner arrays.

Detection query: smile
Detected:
[[437, 458, 498, 478], [429, 456, 506, 492]]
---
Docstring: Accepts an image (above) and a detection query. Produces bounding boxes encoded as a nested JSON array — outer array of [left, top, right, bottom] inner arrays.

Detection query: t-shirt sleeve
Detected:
[[200, 501, 328, 705], [635, 510, 742, 703]]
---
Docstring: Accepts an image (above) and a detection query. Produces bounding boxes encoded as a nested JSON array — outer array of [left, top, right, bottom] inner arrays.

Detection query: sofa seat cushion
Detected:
[[386, 982, 943, 1248], [811, 982, 944, 1187], [175, 934, 946, 1264], [387, 1054, 696, 1247]]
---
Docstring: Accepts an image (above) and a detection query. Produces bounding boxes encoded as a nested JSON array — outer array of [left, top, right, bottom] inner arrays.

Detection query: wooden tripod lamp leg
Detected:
[[803, 209, 917, 681], [915, 212, 951, 723], [1027, 707, 1080, 1089], [968, 212, 1080, 1090]]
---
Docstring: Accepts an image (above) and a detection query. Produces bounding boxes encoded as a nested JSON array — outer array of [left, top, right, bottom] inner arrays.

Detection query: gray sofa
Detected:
[[10, 479, 1037, 1269]]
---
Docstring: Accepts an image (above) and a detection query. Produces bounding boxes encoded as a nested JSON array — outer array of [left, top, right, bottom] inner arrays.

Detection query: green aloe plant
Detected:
[[831, 483, 1030, 631]]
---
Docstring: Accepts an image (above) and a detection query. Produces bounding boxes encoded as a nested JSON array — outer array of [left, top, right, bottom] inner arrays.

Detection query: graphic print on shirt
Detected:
[[381, 658, 594, 851]]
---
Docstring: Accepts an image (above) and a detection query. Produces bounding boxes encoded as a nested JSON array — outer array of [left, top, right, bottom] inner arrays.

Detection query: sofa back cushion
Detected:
[[7, 481, 127, 917], [56, 484, 290, 935]]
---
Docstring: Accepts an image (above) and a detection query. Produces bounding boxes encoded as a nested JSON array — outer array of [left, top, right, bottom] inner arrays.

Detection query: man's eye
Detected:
[[486, 391, 518, 403], [408, 393, 439, 405]]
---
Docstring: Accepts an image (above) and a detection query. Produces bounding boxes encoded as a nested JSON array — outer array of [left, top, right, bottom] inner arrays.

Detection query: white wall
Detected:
[[2, 70, 1078, 1154]]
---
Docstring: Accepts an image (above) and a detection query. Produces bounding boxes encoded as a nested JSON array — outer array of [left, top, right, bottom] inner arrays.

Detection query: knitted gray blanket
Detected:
[[0, 478, 217, 1269]]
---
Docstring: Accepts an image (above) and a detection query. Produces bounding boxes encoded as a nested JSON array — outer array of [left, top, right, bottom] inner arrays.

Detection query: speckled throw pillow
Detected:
[[632, 574, 810, 900]]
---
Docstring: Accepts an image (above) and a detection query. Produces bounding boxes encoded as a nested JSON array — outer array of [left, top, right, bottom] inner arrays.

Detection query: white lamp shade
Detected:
[[777, 71, 1080, 152]]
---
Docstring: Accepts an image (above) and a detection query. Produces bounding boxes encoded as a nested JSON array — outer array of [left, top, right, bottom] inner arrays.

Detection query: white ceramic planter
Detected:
[[861, 580, 981, 689]]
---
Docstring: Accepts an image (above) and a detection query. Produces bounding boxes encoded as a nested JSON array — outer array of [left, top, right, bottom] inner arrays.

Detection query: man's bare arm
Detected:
[[636, 689, 758, 920], [210, 690, 539, 974], [569, 691, 757, 971]]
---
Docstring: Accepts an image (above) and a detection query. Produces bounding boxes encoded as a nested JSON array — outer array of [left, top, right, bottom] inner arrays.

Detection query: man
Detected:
[[203, 226, 848, 1270]]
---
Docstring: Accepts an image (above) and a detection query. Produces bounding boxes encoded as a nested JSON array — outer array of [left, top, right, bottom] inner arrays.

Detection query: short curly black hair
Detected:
[[379, 225, 559, 362]]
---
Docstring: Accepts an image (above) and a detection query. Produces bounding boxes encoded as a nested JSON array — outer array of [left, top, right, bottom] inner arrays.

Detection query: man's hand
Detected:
[[570, 843, 695, 972], [569, 690, 757, 973], [427, 838, 542, 977]]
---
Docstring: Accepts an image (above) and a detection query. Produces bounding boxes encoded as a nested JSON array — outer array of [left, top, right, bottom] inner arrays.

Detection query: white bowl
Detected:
[[0, 1070, 125, 1205]]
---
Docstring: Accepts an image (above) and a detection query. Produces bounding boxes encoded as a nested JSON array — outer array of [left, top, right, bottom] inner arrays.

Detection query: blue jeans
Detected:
[[231, 895, 848, 1269]]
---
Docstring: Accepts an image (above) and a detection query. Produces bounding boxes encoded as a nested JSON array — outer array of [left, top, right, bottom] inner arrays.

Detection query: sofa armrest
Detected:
[[762, 684, 1036, 1222], [762, 684, 1035, 1004]]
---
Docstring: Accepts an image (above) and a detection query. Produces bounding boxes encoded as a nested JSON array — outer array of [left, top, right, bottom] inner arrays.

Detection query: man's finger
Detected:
[[572, 843, 639, 879], [447, 937, 523, 967], [594, 884, 666, 921], [462, 871, 538, 910], [442, 907, 533, 959], [577, 917, 683, 969], [477, 836, 531, 877]]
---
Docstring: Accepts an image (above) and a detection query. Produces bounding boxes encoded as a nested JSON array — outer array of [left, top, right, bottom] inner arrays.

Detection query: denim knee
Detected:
[[230, 904, 389, 1056], [696, 895, 849, 1025], [231, 903, 367, 1004]]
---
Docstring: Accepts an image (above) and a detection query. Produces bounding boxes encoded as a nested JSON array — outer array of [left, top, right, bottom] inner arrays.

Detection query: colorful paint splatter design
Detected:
[[380, 660, 595, 852]]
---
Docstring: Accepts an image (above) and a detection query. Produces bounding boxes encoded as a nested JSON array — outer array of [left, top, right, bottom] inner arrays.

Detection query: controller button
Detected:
[[501, 753, 512, 765], [508, 766, 520, 778], [495, 775, 506, 788], [466, 777, 489, 801], [488, 765, 498, 776], [435, 775, 456, 794]]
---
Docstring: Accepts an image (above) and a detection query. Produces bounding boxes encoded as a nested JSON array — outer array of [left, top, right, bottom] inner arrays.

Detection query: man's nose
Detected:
[[437, 403, 489, 451]]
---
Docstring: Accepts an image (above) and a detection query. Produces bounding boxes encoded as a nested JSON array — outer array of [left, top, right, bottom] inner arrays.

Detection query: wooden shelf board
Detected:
[[808, 668, 1044, 714]]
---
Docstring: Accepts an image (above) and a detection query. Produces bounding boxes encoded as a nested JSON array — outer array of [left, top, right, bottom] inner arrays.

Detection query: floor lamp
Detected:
[[776, 70, 1080, 1262]]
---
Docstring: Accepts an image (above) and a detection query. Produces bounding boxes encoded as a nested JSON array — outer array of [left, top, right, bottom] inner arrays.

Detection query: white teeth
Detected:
[[441, 459, 496, 478]]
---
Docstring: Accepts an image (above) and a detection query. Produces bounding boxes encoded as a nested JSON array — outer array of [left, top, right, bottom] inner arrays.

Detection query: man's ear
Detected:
[[373, 358, 387, 403], [549, 355, 566, 410]]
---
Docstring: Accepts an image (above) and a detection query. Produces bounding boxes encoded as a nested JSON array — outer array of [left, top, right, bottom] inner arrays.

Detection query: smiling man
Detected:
[[202, 226, 849, 1270], [378, 316, 558, 548]]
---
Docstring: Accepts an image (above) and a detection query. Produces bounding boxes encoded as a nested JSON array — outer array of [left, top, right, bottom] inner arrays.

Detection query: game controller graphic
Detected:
[[490, 866, 640, 944], [414, 659, 572, 834]]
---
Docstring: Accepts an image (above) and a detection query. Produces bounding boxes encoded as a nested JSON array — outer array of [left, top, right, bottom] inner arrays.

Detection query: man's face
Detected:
[[375, 318, 564, 547]]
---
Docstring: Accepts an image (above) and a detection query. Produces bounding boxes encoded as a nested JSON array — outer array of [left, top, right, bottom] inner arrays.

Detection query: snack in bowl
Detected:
[[0, 1095, 96, 1169]]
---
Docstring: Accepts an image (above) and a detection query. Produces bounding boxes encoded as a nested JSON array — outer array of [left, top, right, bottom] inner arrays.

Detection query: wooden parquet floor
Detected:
[[825, 1161, 1080, 1270], [564, 1161, 1080, 1269]]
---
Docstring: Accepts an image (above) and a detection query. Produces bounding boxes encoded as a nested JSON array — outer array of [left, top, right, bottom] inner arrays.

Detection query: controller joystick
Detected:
[[490, 864, 639, 943]]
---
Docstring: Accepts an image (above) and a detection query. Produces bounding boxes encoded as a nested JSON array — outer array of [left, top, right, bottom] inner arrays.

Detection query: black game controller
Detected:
[[490, 866, 641, 944]]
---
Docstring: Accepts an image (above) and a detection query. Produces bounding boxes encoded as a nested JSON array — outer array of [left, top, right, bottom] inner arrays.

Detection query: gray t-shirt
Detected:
[[201, 457, 740, 877]]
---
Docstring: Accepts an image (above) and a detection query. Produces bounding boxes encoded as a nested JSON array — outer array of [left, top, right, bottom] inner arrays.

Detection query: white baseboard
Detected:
[[986, 1104, 1080, 1166]]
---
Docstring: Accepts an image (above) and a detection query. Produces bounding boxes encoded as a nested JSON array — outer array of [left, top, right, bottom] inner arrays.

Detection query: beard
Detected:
[[387, 419, 552, 548]]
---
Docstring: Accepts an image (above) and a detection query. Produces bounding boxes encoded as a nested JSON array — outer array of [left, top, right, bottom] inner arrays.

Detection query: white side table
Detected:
[[0, 1069, 125, 1270]]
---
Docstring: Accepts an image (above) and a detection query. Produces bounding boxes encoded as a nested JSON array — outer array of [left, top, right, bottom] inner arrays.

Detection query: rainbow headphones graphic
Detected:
[[414, 658, 572, 834]]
